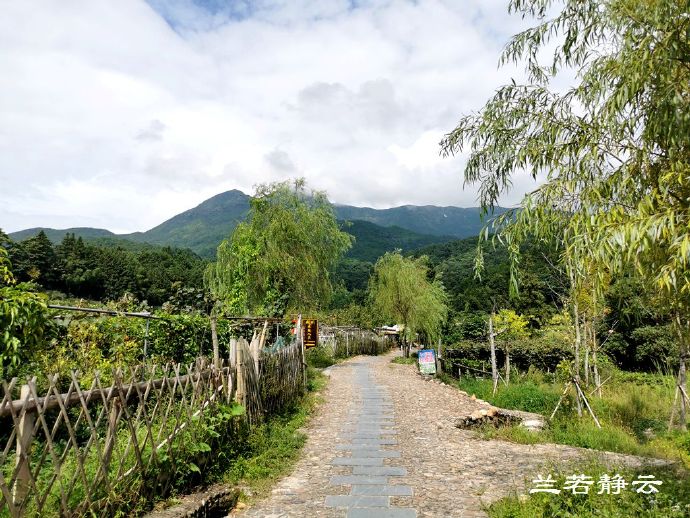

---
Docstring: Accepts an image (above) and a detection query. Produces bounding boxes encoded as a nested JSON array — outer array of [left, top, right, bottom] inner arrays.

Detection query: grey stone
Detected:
[[324, 495, 390, 508], [329, 475, 389, 485], [347, 509, 417, 518], [350, 429, 396, 436], [352, 466, 407, 476], [336, 444, 397, 451], [330, 457, 383, 466], [350, 438, 397, 445], [350, 450, 401, 458], [351, 485, 413, 496]]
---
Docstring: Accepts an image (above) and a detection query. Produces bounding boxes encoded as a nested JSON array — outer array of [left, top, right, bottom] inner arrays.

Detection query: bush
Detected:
[[445, 337, 572, 372], [306, 346, 336, 368]]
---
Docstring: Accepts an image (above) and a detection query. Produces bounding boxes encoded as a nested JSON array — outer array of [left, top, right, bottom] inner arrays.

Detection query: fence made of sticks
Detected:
[[318, 326, 395, 358], [0, 336, 305, 517]]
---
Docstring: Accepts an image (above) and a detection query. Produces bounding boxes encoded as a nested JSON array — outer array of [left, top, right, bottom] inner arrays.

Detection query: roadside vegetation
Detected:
[[487, 462, 690, 518], [441, 372, 690, 467]]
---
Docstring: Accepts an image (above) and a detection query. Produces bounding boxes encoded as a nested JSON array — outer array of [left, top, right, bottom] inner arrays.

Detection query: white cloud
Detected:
[[0, 0, 538, 233]]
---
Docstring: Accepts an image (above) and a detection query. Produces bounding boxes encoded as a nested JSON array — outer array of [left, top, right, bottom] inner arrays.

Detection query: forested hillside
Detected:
[[9, 189, 492, 258], [2, 230, 206, 305]]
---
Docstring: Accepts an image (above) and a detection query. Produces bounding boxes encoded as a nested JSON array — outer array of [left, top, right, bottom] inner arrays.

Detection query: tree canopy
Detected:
[[205, 179, 353, 316], [441, 0, 690, 425], [368, 251, 448, 357]]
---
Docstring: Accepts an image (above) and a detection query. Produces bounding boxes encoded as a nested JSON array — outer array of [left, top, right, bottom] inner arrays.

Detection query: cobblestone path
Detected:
[[237, 352, 660, 518], [324, 361, 416, 517]]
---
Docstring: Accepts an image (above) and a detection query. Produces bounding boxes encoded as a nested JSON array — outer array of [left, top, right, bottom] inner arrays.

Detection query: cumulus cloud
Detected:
[[0, 0, 538, 233]]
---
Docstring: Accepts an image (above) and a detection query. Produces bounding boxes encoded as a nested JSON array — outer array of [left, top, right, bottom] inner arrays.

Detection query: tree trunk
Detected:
[[674, 312, 687, 430], [573, 296, 583, 417], [592, 316, 601, 397], [489, 313, 498, 395], [505, 347, 510, 385], [584, 323, 590, 387]]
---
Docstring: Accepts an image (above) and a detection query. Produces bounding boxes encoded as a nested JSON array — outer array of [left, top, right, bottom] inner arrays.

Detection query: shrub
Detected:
[[445, 337, 572, 372]]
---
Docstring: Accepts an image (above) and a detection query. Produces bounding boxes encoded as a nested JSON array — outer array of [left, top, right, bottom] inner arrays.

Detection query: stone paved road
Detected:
[[236, 351, 661, 517]]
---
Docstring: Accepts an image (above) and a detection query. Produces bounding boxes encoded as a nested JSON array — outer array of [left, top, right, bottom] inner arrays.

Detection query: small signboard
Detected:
[[303, 319, 318, 348], [418, 349, 437, 375]]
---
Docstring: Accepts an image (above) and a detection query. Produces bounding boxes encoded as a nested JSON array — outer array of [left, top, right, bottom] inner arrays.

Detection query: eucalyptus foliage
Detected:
[[206, 179, 353, 316], [368, 251, 448, 357], [441, 0, 690, 422]]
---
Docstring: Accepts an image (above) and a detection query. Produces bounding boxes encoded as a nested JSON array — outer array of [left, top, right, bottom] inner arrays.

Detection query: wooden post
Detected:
[[297, 314, 306, 389], [249, 330, 260, 377], [229, 338, 238, 369], [236, 338, 247, 407], [13, 381, 36, 509], [102, 398, 120, 478], [210, 313, 220, 369]]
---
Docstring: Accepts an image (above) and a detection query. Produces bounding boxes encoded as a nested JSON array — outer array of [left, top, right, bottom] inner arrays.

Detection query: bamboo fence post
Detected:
[[236, 338, 247, 408], [102, 398, 120, 474], [249, 330, 260, 378], [13, 381, 36, 509], [210, 313, 220, 369], [229, 338, 238, 369], [297, 314, 306, 389]]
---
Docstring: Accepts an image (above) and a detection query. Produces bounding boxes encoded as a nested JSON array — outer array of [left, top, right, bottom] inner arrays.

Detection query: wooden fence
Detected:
[[319, 327, 395, 358], [0, 339, 305, 517]]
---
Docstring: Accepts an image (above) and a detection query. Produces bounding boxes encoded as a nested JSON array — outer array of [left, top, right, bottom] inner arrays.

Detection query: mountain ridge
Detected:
[[8, 189, 505, 258]]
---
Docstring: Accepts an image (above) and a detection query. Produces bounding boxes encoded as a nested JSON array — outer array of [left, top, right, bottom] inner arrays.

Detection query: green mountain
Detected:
[[334, 204, 507, 238], [8, 227, 116, 242], [8, 189, 502, 259], [343, 220, 452, 262], [122, 189, 250, 257]]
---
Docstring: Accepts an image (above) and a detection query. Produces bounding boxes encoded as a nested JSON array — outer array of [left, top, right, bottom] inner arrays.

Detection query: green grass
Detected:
[[391, 356, 416, 365], [487, 463, 690, 518], [305, 346, 339, 368], [222, 368, 326, 498], [441, 373, 690, 466]]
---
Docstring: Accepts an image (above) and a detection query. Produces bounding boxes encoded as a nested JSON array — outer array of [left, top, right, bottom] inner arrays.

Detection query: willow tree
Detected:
[[368, 252, 448, 358], [441, 0, 690, 427], [205, 179, 353, 317]]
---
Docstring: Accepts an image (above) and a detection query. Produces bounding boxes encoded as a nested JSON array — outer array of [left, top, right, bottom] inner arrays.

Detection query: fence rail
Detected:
[[319, 327, 395, 357], [0, 337, 306, 517]]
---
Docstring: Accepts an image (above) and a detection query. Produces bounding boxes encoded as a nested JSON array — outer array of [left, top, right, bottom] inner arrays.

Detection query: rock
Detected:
[[470, 394, 476, 400], [520, 418, 545, 432], [470, 410, 484, 420], [479, 409, 488, 417], [487, 406, 499, 417]]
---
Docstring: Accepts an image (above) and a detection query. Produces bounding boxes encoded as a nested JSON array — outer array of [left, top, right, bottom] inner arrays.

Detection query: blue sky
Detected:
[[0, 0, 537, 234]]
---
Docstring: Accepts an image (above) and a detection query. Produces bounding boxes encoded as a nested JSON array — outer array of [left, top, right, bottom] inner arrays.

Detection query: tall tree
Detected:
[[441, 0, 690, 426], [205, 179, 353, 316], [368, 251, 448, 357]]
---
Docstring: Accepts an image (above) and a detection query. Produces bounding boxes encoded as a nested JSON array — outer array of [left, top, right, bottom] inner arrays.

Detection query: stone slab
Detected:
[[347, 509, 417, 518], [324, 495, 390, 508], [353, 466, 407, 476], [350, 450, 401, 458], [351, 485, 413, 496], [330, 457, 383, 466], [329, 475, 389, 485]]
